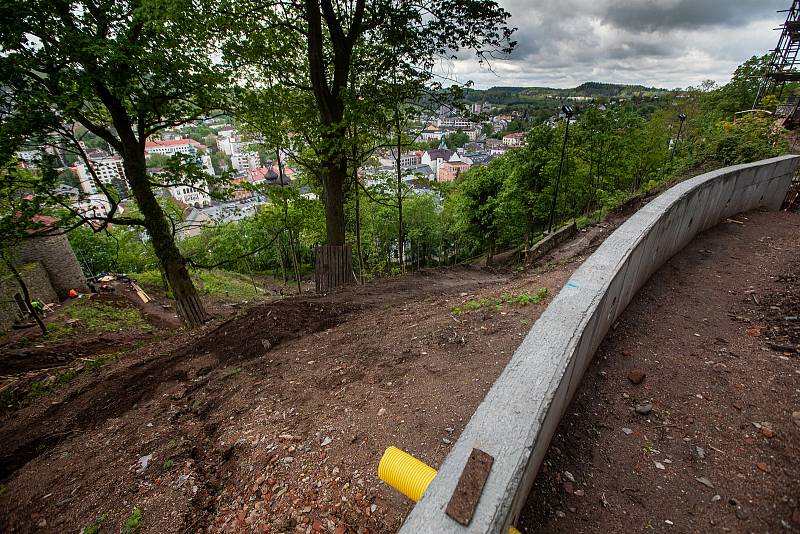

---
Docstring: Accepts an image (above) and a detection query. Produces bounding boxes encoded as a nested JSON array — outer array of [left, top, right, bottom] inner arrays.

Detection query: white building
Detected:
[[75, 155, 127, 195], [378, 150, 421, 169], [200, 154, 215, 176], [437, 117, 475, 130], [144, 138, 206, 157], [169, 184, 211, 208], [231, 151, 261, 173], [217, 134, 256, 156]]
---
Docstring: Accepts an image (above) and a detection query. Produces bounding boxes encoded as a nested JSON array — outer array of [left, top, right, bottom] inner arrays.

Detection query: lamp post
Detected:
[[547, 105, 574, 233], [670, 113, 687, 168]]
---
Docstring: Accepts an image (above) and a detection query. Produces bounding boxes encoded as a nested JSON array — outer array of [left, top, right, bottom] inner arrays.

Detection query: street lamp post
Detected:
[[547, 105, 574, 234], [670, 113, 687, 168]]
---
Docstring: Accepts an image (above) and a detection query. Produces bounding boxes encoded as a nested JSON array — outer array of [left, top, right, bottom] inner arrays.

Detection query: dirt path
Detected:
[[0, 263, 581, 533], [519, 209, 800, 533]]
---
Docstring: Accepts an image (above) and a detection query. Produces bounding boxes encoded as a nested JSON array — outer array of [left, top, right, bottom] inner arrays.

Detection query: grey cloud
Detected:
[[603, 0, 786, 33], [452, 0, 784, 89]]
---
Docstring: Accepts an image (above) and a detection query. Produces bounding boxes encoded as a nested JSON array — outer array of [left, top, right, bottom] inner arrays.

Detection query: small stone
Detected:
[[442, 438, 452, 444], [695, 476, 715, 489], [312, 519, 323, 531], [665, 520, 673, 525], [761, 427, 775, 438], [654, 461, 665, 470], [574, 489, 585, 497], [37, 519, 47, 528], [736, 506, 750, 520], [695, 446, 706, 460], [622, 427, 633, 435], [555, 511, 566, 518], [563, 471, 576, 483], [636, 403, 653, 415], [711, 494, 721, 502], [377, 408, 386, 416], [321, 437, 332, 447], [627, 369, 646, 385], [370, 504, 377, 513], [137, 453, 152, 474], [756, 462, 770, 472], [261, 339, 272, 350]]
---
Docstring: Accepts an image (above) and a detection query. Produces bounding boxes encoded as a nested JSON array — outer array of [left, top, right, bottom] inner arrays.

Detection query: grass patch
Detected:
[[135, 269, 265, 301], [451, 288, 548, 315], [122, 508, 142, 533], [221, 366, 241, 378], [82, 513, 109, 534], [32, 297, 149, 345], [162, 458, 175, 471]]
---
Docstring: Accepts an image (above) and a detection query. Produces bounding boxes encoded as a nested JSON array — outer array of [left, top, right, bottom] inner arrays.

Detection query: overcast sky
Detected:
[[449, 0, 787, 90]]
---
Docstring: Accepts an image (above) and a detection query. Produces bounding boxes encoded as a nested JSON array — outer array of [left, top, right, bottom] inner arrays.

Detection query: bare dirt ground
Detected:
[[519, 209, 800, 533], [0, 262, 578, 533], [1, 200, 796, 534]]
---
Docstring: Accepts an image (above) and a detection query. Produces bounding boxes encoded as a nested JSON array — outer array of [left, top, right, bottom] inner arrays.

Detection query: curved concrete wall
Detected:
[[399, 155, 800, 534]]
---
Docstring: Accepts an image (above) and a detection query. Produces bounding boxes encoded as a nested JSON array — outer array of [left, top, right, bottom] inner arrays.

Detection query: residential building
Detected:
[[438, 160, 471, 182], [418, 125, 446, 142], [502, 132, 526, 147], [437, 117, 476, 130], [75, 154, 127, 195], [169, 184, 211, 208], [231, 151, 261, 173], [144, 138, 206, 157], [378, 150, 421, 169]]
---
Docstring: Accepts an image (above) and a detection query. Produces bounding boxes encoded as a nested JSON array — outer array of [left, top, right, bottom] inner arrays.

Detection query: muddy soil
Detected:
[[519, 209, 800, 533], [0, 264, 557, 533]]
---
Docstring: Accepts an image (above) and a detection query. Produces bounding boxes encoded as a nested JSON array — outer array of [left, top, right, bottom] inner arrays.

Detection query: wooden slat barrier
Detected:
[[315, 245, 354, 292]]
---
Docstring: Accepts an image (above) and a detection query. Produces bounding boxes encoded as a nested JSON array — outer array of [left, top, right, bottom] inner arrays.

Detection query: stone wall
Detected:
[[15, 233, 88, 299], [0, 261, 58, 332]]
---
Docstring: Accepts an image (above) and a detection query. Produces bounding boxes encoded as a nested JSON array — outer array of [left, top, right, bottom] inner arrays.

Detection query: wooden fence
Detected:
[[314, 245, 354, 292]]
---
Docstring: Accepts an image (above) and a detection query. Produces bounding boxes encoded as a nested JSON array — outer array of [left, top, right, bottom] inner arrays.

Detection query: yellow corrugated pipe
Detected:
[[378, 446, 522, 534]]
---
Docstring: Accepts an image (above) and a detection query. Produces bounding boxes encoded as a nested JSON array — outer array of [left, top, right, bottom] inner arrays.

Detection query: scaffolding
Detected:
[[754, 0, 800, 109]]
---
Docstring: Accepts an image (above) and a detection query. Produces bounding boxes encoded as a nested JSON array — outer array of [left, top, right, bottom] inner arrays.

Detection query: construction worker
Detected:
[[68, 288, 78, 298]]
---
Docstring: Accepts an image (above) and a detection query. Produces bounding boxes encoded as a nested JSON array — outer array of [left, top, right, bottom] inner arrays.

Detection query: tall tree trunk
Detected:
[[321, 163, 347, 245], [396, 117, 405, 273], [122, 153, 206, 327]]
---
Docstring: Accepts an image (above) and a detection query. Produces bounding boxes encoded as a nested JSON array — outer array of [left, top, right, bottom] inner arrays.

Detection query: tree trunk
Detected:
[[321, 163, 347, 245], [3, 254, 46, 334], [122, 153, 206, 327]]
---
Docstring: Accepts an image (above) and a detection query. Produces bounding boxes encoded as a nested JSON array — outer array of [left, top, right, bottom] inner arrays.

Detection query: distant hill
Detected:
[[464, 82, 671, 105]]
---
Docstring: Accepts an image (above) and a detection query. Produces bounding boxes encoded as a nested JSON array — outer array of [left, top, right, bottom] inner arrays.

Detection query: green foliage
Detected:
[[162, 458, 175, 471], [708, 115, 787, 166], [451, 288, 548, 315], [81, 513, 109, 534], [122, 508, 142, 534], [137, 269, 265, 301], [68, 226, 158, 276]]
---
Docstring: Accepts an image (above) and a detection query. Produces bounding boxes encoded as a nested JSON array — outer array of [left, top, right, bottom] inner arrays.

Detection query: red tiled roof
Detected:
[[145, 138, 207, 149]]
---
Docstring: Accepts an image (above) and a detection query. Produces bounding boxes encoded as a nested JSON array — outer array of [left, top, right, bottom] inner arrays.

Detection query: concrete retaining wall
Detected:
[[15, 233, 88, 299], [526, 221, 577, 263], [399, 155, 800, 533], [0, 261, 59, 332]]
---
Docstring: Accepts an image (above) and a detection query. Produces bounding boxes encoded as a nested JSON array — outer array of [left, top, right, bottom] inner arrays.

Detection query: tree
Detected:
[[226, 0, 515, 246], [0, 0, 232, 326]]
